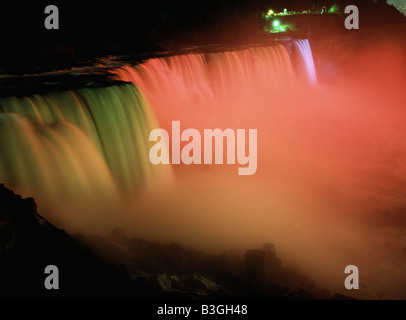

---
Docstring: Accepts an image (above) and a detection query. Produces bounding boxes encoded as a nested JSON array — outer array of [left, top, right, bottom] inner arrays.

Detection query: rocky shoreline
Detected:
[[0, 184, 352, 300]]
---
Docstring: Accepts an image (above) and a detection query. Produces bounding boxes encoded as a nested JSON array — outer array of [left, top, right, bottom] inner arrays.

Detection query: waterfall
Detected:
[[0, 84, 172, 199], [292, 39, 317, 85], [0, 113, 118, 201], [114, 43, 296, 105], [0, 39, 318, 228]]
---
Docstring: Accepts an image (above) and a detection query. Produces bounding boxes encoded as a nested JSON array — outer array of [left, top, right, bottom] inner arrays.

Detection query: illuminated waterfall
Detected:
[[114, 43, 296, 105], [0, 84, 170, 199], [0, 113, 118, 201], [0, 40, 317, 228], [292, 39, 317, 85]]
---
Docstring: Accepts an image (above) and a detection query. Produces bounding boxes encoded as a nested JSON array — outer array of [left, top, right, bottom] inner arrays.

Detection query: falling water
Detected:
[[114, 43, 296, 106], [292, 39, 317, 85], [0, 83, 171, 197], [0, 113, 118, 200], [0, 39, 315, 229], [0, 40, 315, 215]]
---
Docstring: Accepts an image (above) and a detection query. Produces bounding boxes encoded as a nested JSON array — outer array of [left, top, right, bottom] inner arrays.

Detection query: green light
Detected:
[[328, 4, 339, 14], [284, 8, 287, 13], [273, 20, 280, 27]]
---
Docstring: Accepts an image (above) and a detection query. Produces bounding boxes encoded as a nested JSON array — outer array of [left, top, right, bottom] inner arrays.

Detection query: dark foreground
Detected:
[[0, 184, 353, 300]]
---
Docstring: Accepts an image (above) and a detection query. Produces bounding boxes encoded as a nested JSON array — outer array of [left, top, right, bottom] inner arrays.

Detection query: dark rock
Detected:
[[0, 184, 348, 300], [330, 293, 356, 300], [292, 288, 314, 300], [107, 227, 130, 247], [0, 184, 131, 299], [244, 243, 282, 284]]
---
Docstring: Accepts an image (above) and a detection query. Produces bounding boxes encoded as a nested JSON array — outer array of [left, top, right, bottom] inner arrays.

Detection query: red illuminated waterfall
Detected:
[[113, 42, 313, 106]]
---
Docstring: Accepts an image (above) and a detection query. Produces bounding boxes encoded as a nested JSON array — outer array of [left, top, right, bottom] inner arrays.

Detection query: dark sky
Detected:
[[1, 0, 405, 74]]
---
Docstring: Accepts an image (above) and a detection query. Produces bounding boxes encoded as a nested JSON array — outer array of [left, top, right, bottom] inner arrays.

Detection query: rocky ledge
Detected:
[[0, 184, 352, 300]]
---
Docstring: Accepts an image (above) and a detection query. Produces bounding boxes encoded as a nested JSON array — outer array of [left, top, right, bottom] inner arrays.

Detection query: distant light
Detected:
[[328, 4, 339, 14], [284, 8, 287, 13], [273, 20, 280, 27], [268, 9, 274, 15]]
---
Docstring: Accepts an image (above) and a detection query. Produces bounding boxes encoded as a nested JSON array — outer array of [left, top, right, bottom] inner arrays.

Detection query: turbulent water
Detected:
[[1, 38, 406, 299]]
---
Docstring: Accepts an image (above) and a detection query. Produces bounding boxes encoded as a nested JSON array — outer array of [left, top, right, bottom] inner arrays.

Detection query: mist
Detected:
[[117, 36, 406, 299]]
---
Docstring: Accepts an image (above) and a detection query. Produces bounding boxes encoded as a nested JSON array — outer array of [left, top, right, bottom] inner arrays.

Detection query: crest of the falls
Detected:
[[114, 43, 299, 105]]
